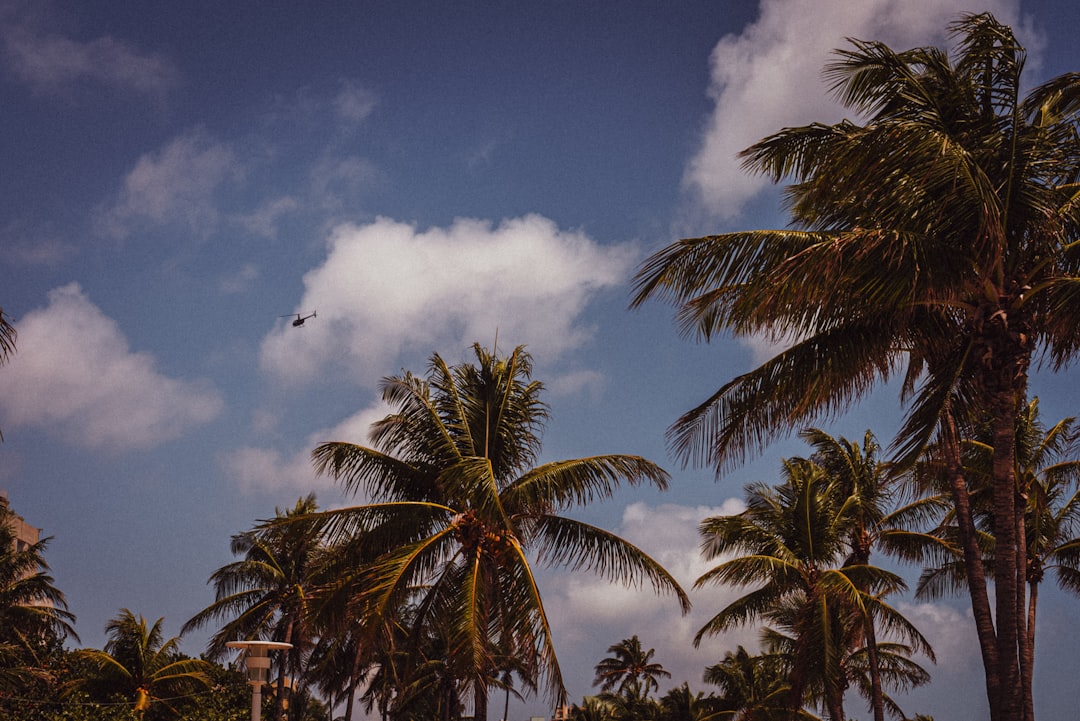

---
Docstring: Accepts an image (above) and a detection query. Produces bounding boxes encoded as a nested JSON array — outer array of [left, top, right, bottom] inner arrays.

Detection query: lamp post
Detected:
[[227, 640, 293, 721]]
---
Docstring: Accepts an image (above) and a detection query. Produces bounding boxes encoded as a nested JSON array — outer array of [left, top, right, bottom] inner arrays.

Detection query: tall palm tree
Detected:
[[1013, 404, 1080, 719], [759, 610, 930, 721], [592, 636, 670, 699], [632, 14, 1080, 720], [916, 399, 1080, 721], [309, 344, 690, 720], [76, 610, 211, 719], [798, 429, 942, 721], [183, 494, 325, 721], [0, 503, 77, 690], [695, 459, 929, 721]]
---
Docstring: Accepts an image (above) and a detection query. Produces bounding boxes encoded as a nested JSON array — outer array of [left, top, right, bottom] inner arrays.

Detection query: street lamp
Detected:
[[227, 640, 293, 721]]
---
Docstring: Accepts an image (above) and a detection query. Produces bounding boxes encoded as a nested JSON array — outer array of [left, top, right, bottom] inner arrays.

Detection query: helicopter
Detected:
[[282, 310, 316, 327]]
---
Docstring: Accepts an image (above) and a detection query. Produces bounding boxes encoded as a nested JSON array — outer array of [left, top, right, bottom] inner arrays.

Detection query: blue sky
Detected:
[[2, 1, 1079, 719]]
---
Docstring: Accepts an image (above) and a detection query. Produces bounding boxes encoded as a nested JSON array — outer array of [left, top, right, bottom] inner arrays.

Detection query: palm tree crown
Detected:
[[183, 494, 325, 720], [592, 635, 671, 699], [695, 452, 931, 720], [309, 344, 689, 719], [632, 14, 1080, 720], [77, 609, 211, 719]]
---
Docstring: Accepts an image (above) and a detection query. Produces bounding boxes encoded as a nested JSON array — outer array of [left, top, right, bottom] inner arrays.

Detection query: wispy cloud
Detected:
[[0, 220, 78, 267], [95, 129, 243, 239], [259, 214, 637, 384], [333, 79, 377, 125], [0, 3, 178, 98], [234, 196, 301, 239], [685, 0, 1020, 219], [0, 283, 222, 451], [219, 262, 260, 295]]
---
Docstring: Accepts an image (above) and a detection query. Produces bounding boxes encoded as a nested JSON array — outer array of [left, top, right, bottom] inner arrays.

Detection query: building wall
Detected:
[[1, 492, 42, 551]]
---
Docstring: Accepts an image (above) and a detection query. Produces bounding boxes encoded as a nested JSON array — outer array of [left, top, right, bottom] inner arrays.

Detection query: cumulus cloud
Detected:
[[0, 6, 177, 97], [542, 500, 757, 697], [259, 214, 636, 384], [96, 129, 242, 239], [685, 0, 1020, 219], [896, 600, 980, 668], [0, 283, 222, 451]]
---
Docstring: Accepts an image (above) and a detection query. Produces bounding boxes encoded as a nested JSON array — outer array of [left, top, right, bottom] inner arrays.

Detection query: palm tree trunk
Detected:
[[344, 640, 364, 721], [474, 683, 488, 721], [1015, 504, 1032, 721], [1023, 579, 1039, 721], [863, 613, 885, 721], [942, 414, 1001, 719], [989, 376, 1024, 721], [851, 536, 884, 721], [276, 617, 295, 721]]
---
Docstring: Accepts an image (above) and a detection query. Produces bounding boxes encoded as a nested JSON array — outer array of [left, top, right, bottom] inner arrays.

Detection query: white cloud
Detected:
[[223, 402, 389, 498], [542, 500, 756, 698], [235, 196, 301, 239], [0, 222, 78, 267], [259, 214, 636, 384], [308, 155, 380, 210], [547, 369, 607, 401], [0, 283, 222, 451], [895, 600, 980, 668], [96, 129, 242, 239], [334, 79, 377, 124], [0, 9, 177, 97], [685, 0, 1020, 219]]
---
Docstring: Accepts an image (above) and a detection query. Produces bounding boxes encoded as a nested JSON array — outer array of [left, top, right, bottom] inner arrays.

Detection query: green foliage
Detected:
[[0, 649, 248, 721], [633, 12, 1080, 720], [308, 344, 688, 718], [695, 433, 933, 721], [592, 636, 670, 699], [0, 505, 78, 683], [73, 610, 213, 720], [182, 495, 326, 721]]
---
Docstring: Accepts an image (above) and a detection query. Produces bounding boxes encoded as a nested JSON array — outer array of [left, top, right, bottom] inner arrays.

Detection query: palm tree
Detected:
[[798, 429, 942, 721], [658, 682, 721, 721], [631, 14, 1080, 720], [703, 646, 792, 721], [916, 399, 1080, 721], [76, 610, 211, 719], [759, 613, 930, 721], [0, 503, 77, 690], [695, 459, 929, 720], [593, 636, 671, 700], [569, 696, 616, 721], [309, 344, 690, 720], [183, 494, 325, 720], [597, 682, 662, 721]]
